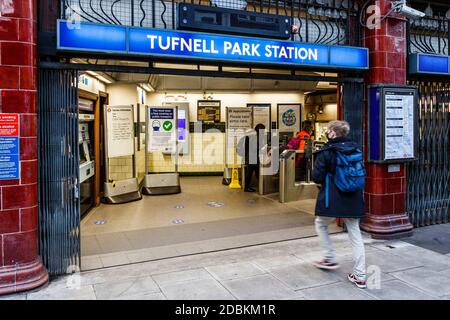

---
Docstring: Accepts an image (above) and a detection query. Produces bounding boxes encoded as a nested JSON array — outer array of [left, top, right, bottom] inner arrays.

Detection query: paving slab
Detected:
[[267, 262, 341, 290], [114, 292, 167, 300], [93, 276, 160, 300], [99, 252, 130, 268], [301, 282, 376, 300], [81, 255, 103, 271], [390, 267, 450, 297], [159, 278, 235, 300], [26, 285, 96, 300], [221, 274, 299, 300], [363, 280, 436, 300], [252, 255, 305, 270], [206, 262, 265, 281], [152, 268, 213, 286]]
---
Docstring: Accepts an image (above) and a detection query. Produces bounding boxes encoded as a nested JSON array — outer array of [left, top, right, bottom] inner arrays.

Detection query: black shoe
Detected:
[[244, 188, 256, 192]]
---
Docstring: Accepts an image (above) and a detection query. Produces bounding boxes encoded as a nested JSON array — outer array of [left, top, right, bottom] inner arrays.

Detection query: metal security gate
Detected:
[[407, 81, 450, 227], [341, 82, 365, 147], [38, 69, 81, 276]]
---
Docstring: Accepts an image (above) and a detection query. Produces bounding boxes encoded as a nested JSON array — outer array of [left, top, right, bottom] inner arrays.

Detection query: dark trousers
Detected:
[[245, 164, 259, 189]]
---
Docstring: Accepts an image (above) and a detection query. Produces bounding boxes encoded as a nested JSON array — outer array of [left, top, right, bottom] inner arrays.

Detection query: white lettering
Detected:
[[251, 43, 261, 56], [298, 47, 308, 60], [242, 43, 251, 56], [202, 39, 210, 53], [210, 40, 219, 54], [224, 41, 232, 54], [171, 37, 180, 50], [158, 36, 170, 50], [265, 45, 272, 57], [146, 35, 157, 49], [308, 48, 318, 61], [193, 39, 202, 52], [279, 46, 288, 59], [231, 42, 242, 55], [180, 37, 192, 52]]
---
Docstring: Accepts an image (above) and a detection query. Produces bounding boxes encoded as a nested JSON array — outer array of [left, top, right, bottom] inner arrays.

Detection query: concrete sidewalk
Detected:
[[2, 232, 450, 300]]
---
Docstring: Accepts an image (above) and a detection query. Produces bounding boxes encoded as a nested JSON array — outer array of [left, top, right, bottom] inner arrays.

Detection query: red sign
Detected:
[[0, 114, 19, 137]]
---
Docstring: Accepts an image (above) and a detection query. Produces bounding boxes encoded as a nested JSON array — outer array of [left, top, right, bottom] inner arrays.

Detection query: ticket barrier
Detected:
[[258, 145, 280, 195], [279, 149, 318, 203]]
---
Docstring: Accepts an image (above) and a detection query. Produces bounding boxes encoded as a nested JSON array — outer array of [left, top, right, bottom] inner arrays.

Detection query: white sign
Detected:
[[249, 104, 271, 130], [278, 104, 301, 133], [148, 107, 177, 153], [227, 107, 253, 129], [384, 92, 415, 160], [106, 105, 134, 158]]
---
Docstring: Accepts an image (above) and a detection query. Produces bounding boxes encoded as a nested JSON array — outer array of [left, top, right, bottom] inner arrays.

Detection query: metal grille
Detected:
[[58, 0, 362, 46], [408, 1, 450, 55], [38, 69, 81, 276], [406, 80, 450, 227]]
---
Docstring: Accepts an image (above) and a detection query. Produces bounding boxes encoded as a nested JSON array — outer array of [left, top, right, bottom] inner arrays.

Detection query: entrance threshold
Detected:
[[81, 221, 342, 271]]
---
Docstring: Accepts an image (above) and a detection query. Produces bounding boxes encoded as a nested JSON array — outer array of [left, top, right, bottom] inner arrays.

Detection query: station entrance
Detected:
[[38, 61, 364, 274]]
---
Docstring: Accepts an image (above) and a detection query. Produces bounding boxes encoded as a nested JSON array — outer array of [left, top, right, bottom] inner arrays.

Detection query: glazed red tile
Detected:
[[370, 194, 394, 215], [0, 18, 19, 41], [0, 179, 19, 186], [1, 42, 34, 66], [394, 193, 406, 214], [3, 230, 38, 265], [369, 51, 387, 68], [20, 160, 37, 184], [0, 210, 20, 234], [0, 66, 20, 89], [20, 206, 38, 232], [385, 178, 402, 194], [19, 66, 36, 90], [387, 19, 405, 38], [18, 18, 35, 43], [387, 52, 403, 69], [0, 90, 36, 113], [19, 114, 37, 137], [0, 0, 33, 19], [20, 137, 37, 160], [2, 183, 37, 210]]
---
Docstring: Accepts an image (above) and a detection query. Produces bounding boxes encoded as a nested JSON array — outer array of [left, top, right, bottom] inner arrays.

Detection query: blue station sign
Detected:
[[409, 53, 450, 75], [57, 20, 369, 70]]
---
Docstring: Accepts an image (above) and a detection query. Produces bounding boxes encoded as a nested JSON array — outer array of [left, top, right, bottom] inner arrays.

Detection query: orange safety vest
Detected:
[[295, 130, 311, 166]]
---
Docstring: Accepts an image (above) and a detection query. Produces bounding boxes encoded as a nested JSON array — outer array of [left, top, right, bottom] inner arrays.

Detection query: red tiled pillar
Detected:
[[360, 0, 413, 238], [0, 0, 48, 295]]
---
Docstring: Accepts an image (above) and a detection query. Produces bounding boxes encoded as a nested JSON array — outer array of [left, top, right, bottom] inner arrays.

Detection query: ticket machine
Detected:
[[78, 104, 95, 216]]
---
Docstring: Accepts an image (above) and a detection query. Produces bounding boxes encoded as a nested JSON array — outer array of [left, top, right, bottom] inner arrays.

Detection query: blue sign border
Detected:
[[57, 20, 369, 70]]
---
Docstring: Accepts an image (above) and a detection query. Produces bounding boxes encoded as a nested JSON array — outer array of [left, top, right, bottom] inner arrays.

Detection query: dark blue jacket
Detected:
[[311, 137, 365, 218]]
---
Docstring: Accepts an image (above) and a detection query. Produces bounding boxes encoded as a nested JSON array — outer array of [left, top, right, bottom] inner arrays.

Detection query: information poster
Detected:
[[248, 104, 271, 131], [384, 91, 415, 160], [0, 114, 20, 180], [148, 107, 177, 153], [106, 106, 135, 158], [277, 104, 301, 133], [227, 107, 253, 130]]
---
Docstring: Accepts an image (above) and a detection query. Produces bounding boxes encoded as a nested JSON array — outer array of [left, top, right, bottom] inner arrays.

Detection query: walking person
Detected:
[[311, 120, 367, 288]]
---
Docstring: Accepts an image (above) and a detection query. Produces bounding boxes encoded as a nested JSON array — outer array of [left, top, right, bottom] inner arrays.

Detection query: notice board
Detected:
[[105, 105, 135, 158], [0, 114, 20, 180], [147, 107, 177, 153], [368, 85, 418, 162]]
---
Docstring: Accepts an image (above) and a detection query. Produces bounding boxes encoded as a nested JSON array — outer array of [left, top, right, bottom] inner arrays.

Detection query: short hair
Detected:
[[302, 120, 312, 132], [328, 120, 350, 138]]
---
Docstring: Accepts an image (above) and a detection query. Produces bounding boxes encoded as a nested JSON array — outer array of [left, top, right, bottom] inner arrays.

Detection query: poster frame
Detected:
[[276, 103, 302, 136], [368, 84, 419, 163]]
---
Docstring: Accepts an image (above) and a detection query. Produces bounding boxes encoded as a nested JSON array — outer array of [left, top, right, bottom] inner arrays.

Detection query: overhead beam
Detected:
[[38, 61, 365, 83]]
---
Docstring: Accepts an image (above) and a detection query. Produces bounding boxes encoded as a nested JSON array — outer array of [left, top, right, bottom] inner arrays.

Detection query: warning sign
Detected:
[[0, 114, 20, 180]]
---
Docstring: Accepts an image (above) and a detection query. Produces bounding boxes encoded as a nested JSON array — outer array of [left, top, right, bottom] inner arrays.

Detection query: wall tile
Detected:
[[0, 210, 20, 233], [3, 229, 37, 265], [2, 183, 37, 210], [20, 206, 37, 232]]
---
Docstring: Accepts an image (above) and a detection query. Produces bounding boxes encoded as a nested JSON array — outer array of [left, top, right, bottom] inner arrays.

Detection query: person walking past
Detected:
[[311, 120, 367, 288]]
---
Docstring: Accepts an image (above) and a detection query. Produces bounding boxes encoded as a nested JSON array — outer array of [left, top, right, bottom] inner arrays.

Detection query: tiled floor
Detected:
[[80, 176, 339, 270]]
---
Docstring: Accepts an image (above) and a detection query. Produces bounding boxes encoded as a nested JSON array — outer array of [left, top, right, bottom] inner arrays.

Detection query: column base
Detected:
[[360, 213, 413, 240], [0, 259, 49, 296]]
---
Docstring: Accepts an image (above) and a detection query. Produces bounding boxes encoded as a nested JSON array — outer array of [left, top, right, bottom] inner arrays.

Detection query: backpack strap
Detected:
[[325, 172, 332, 209]]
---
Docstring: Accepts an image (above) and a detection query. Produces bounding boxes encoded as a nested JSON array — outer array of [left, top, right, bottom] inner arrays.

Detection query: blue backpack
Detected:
[[325, 148, 366, 208]]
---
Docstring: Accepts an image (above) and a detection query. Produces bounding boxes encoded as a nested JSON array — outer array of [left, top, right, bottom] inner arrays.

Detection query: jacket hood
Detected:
[[318, 137, 360, 154]]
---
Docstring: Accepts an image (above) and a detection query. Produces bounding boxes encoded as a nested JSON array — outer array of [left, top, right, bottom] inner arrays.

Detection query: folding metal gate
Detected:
[[406, 81, 450, 227], [38, 69, 81, 276]]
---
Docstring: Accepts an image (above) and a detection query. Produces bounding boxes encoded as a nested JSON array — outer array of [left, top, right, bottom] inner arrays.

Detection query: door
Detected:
[[38, 69, 81, 275]]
